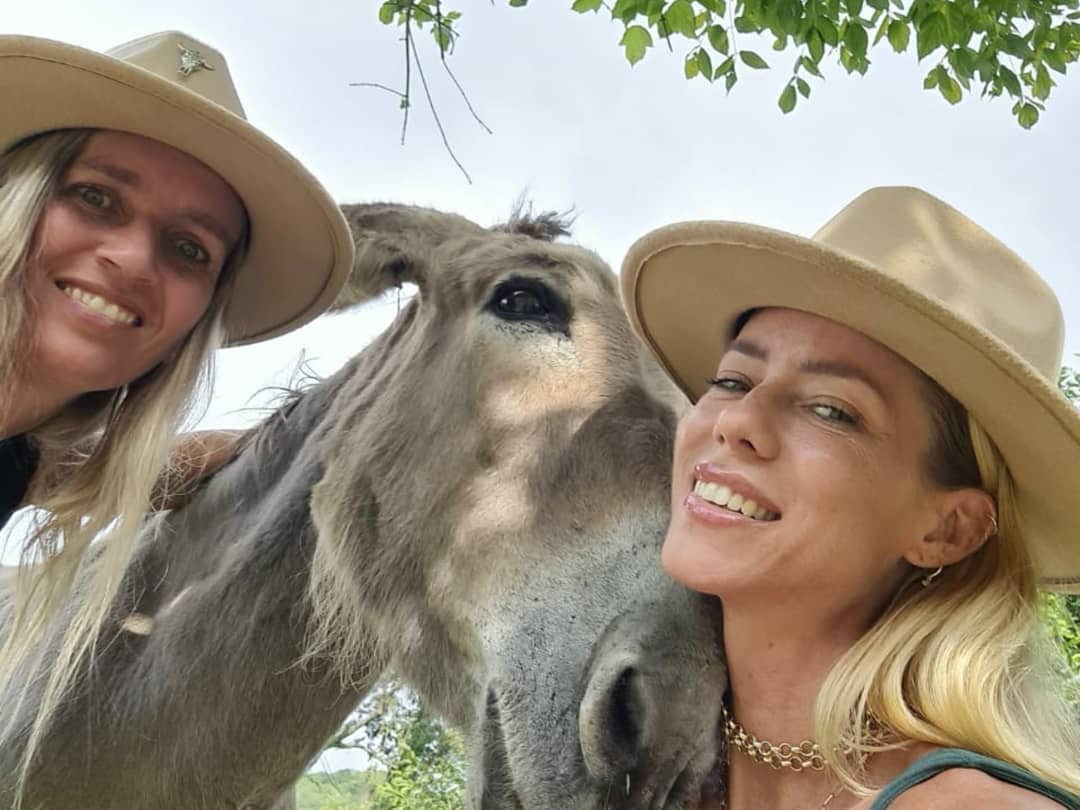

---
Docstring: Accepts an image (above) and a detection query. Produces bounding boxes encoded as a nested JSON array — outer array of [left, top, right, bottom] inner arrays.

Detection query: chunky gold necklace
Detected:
[[722, 703, 827, 773]]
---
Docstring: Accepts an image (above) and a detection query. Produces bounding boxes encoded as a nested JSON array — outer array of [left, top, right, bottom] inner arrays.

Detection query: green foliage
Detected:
[[376, 0, 1080, 127], [1040, 593, 1080, 702], [370, 701, 465, 810], [310, 683, 465, 810], [1051, 364, 1080, 698], [296, 771, 382, 810]]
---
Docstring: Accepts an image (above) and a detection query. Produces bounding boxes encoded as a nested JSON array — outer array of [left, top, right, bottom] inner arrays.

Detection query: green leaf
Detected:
[[1033, 63, 1054, 100], [708, 24, 731, 54], [612, 0, 640, 23], [697, 47, 714, 77], [740, 49, 770, 68], [685, 53, 701, 78], [1045, 48, 1067, 75], [734, 15, 758, 33], [1018, 102, 1040, 128], [887, 19, 910, 52], [817, 18, 840, 46], [998, 66, 1022, 97], [915, 12, 945, 60], [801, 54, 824, 76], [938, 73, 962, 104], [845, 0, 864, 18], [866, 0, 888, 10], [665, 0, 698, 37], [923, 68, 939, 89], [509, 0, 529, 6], [844, 21, 869, 57], [714, 55, 736, 76], [379, 2, 397, 25], [779, 84, 798, 112], [873, 16, 890, 45], [776, 0, 801, 36], [796, 76, 812, 97], [620, 24, 654, 65], [806, 28, 825, 63], [571, 0, 603, 11], [725, 69, 739, 91]]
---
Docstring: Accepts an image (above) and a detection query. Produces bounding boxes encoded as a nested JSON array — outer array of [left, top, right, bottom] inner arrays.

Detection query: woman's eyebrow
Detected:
[[727, 338, 885, 398], [73, 158, 141, 188]]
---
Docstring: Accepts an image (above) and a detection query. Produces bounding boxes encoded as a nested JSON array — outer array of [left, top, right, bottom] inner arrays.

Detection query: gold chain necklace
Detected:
[[722, 702, 827, 773]]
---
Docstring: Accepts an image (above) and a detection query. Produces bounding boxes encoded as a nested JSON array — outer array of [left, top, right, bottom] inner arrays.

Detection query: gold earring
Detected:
[[921, 566, 943, 587]]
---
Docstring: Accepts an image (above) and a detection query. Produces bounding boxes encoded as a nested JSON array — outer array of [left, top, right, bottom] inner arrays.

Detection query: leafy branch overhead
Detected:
[[377, 0, 1080, 128]]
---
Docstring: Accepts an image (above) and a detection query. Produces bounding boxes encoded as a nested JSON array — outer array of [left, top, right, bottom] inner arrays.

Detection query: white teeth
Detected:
[[692, 480, 778, 521], [61, 284, 137, 325]]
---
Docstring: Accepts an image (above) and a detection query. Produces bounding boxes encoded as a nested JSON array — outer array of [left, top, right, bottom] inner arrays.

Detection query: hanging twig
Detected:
[[441, 59, 493, 134], [401, 5, 414, 145], [410, 35, 473, 183], [347, 81, 406, 99]]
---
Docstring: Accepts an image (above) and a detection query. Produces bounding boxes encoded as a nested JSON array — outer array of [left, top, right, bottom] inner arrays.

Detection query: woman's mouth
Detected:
[[57, 281, 142, 326]]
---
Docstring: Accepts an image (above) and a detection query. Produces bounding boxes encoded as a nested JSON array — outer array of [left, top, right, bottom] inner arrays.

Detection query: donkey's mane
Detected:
[[492, 202, 576, 242]]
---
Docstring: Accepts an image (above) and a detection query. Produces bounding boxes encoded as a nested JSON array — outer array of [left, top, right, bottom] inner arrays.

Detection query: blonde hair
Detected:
[[0, 128, 245, 798], [815, 397, 1080, 796]]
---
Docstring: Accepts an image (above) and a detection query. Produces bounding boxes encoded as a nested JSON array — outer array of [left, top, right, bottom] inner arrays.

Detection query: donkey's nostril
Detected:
[[579, 662, 650, 780], [608, 668, 643, 761]]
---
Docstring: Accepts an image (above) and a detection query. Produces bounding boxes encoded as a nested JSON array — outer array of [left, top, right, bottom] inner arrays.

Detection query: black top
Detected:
[[1, 434, 38, 529]]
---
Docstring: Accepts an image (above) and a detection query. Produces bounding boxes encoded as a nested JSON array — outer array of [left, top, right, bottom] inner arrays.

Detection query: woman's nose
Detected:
[[97, 223, 158, 285], [711, 389, 779, 460]]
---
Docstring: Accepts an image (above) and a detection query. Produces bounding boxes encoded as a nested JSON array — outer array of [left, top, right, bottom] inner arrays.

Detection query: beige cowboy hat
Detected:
[[621, 186, 1080, 592], [0, 30, 354, 345]]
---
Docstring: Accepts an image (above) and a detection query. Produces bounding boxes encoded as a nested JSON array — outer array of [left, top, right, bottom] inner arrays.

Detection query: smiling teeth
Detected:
[[693, 480, 778, 521], [61, 284, 138, 326]]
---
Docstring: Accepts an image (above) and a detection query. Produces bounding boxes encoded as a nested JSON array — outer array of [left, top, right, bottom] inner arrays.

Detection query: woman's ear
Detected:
[[904, 488, 997, 569]]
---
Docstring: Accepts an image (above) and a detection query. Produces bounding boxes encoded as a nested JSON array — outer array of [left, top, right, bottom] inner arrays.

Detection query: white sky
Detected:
[[5, 0, 1080, 774], [7, 0, 1080, 429]]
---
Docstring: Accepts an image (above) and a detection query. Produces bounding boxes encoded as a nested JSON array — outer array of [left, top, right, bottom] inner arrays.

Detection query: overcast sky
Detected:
[[7, 0, 1079, 429], [5, 0, 1079, 772]]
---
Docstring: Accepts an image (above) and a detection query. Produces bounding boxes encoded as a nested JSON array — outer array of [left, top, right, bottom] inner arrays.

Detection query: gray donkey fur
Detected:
[[0, 203, 728, 809]]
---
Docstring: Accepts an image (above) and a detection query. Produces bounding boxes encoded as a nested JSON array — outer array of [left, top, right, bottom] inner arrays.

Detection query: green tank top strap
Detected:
[[870, 748, 1079, 809]]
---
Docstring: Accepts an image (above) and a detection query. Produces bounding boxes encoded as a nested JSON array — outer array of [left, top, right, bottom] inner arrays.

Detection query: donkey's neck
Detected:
[[10, 357, 384, 810]]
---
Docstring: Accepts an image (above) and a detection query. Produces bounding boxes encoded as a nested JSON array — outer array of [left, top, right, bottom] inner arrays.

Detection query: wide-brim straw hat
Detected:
[[621, 186, 1080, 592], [0, 30, 354, 345]]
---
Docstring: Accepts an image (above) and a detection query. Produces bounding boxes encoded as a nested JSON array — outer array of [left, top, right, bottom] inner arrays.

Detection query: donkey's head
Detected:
[[309, 204, 727, 809]]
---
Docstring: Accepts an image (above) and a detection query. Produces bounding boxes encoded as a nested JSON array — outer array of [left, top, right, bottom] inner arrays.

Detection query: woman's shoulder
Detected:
[[889, 766, 1071, 809], [878, 747, 1077, 810]]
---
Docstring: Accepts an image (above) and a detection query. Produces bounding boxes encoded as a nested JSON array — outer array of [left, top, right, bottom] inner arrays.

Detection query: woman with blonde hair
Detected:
[[0, 29, 353, 789], [621, 187, 1080, 808]]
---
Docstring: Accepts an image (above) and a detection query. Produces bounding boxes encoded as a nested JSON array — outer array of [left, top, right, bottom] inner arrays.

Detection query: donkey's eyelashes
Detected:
[[486, 276, 571, 336]]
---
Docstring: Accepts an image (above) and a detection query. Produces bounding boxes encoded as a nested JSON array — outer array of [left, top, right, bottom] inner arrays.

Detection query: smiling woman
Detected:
[[621, 187, 1080, 809], [0, 29, 352, 798]]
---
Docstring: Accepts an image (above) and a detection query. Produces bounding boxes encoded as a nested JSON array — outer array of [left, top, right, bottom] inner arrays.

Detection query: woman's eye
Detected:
[[707, 376, 750, 393], [175, 239, 210, 264], [810, 403, 856, 425], [73, 184, 112, 210]]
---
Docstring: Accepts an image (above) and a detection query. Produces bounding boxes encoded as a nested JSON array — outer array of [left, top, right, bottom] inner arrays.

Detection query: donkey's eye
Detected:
[[487, 276, 570, 335], [498, 289, 545, 317]]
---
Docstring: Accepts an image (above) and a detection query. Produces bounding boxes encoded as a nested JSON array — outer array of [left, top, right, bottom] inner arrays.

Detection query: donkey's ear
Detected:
[[329, 202, 486, 313]]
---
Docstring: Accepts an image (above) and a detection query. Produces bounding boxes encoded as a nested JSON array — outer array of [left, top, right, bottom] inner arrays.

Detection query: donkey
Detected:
[[0, 204, 728, 809]]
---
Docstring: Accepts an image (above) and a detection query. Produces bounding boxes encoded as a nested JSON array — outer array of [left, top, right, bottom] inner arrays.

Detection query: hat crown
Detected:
[[105, 31, 246, 120], [813, 186, 1064, 379]]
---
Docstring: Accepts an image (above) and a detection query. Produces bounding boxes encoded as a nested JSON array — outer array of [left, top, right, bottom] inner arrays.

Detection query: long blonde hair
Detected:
[[815, 383, 1080, 796], [0, 128, 244, 797]]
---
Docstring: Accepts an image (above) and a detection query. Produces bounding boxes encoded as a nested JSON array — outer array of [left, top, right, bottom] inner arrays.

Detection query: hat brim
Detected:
[[0, 35, 354, 345], [621, 220, 1080, 592]]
